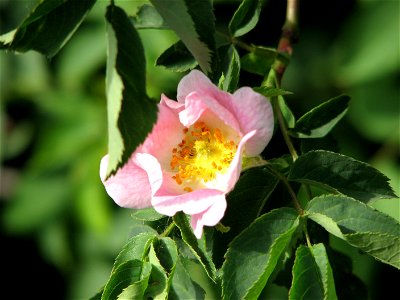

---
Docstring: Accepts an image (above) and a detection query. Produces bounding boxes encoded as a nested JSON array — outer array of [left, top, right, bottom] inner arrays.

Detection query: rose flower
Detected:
[[100, 70, 274, 238]]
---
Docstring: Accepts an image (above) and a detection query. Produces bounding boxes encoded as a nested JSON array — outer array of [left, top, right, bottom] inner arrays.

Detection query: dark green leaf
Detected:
[[289, 150, 397, 201], [156, 40, 197, 72], [150, 0, 216, 76], [241, 46, 276, 75], [173, 212, 217, 281], [131, 4, 168, 29], [114, 232, 157, 268], [221, 208, 300, 300], [169, 258, 205, 299], [300, 133, 339, 153], [102, 260, 152, 300], [0, 0, 96, 57], [156, 237, 179, 274], [229, 0, 262, 37], [220, 45, 240, 92], [289, 244, 337, 300], [306, 195, 400, 268], [290, 95, 350, 138], [105, 5, 158, 177]]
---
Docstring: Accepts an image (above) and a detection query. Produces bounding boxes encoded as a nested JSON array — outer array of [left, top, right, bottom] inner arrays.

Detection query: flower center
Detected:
[[170, 121, 238, 192]]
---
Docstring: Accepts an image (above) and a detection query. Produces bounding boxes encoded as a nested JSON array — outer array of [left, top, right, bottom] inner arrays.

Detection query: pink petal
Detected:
[[190, 197, 227, 239], [231, 87, 274, 156], [100, 155, 152, 208], [206, 130, 256, 193], [179, 91, 240, 132], [141, 96, 184, 164], [152, 188, 225, 216], [133, 153, 163, 196]]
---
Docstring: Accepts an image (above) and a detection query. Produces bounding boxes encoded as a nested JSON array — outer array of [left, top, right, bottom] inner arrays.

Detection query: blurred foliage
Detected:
[[0, 0, 398, 299]]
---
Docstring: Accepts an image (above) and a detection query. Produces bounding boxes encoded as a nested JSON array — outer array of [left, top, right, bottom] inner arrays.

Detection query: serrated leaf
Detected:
[[288, 150, 397, 201], [278, 95, 296, 129], [156, 40, 197, 72], [105, 5, 158, 177], [229, 0, 262, 37], [114, 232, 157, 269], [173, 212, 217, 281], [169, 258, 205, 299], [221, 208, 300, 300], [241, 46, 276, 75], [306, 195, 400, 268], [150, 0, 216, 75], [290, 95, 350, 138], [146, 244, 168, 299], [156, 237, 179, 274], [0, 0, 96, 57], [131, 4, 168, 29], [102, 260, 152, 300], [289, 244, 337, 300], [131, 207, 164, 222], [220, 45, 240, 92]]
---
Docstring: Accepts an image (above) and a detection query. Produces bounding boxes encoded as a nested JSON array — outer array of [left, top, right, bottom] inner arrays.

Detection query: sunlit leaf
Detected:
[[241, 46, 276, 75], [289, 150, 397, 202], [221, 208, 300, 300], [105, 4, 158, 177], [131, 207, 164, 222], [289, 244, 337, 300], [146, 244, 168, 299], [306, 195, 400, 268], [0, 0, 96, 57], [229, 0, 262, 37], [220, 45, 240, 92], [150, 0, 216, 76], [131, 4, 168, 29]]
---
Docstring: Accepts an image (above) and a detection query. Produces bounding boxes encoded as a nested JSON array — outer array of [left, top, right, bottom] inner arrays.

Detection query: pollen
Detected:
[[170, 121, 238, 192]]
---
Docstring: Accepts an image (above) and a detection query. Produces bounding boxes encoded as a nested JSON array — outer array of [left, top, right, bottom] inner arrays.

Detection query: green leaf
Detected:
[[105, 4, 158, 177], [288, 150, 397, 201], [221, 208, 300, 300], [289, 244, 337, 300], [290, 95, 350, 138], [156, 40, 197, 72], [131, 207, 164, 222], [114, 232, 157, 268], [306, 195, 400, 268], [213, 167, 279, 261], [169, 258, 205, 299], [131, 4, 168, 29], [241, 46, 276, 75], [150, 0, 216, 76], [155, 237, 179, 274], [0, 0, 96, 57], [253, 87, 293, 98], [220, 45, 240, 92], [102, 260, 152, 300], [278, 95, 296, 129], [229, 0, 262, 37], [146, 244, 168, 299], [173, 212, 217, 281]]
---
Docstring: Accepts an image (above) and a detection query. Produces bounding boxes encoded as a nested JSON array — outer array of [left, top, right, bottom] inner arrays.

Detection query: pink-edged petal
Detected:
[[134, 153, 163, 196], [178, 70, 219, 102], [162, 94, 185, 112], [152, 188, 225, 216], [190, 196, 227, 239], [206, 130, 256, 193], [141, 96, 184, 163], [179, 91, 240, 132], [231, 87, 274, 156], [100, 155, 152, 208]]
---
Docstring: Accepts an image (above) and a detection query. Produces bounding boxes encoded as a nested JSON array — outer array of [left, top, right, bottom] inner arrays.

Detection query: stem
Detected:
[[265, 164, 303, 215], [304, 222, 312, 247], [161, 221, 176, 237]]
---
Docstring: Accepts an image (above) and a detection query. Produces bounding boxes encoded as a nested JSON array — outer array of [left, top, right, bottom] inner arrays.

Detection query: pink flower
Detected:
[[100, 70, 274, 238]]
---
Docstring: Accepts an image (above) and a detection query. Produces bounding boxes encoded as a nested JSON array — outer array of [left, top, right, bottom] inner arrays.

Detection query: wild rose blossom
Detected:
[[100, 70, 274, 238]]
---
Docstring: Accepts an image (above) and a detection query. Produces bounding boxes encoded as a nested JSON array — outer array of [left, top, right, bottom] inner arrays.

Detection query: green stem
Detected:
[[265, 164, 303, 215], [304, 222, 312, 247], [161, 221, 176, 237]]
